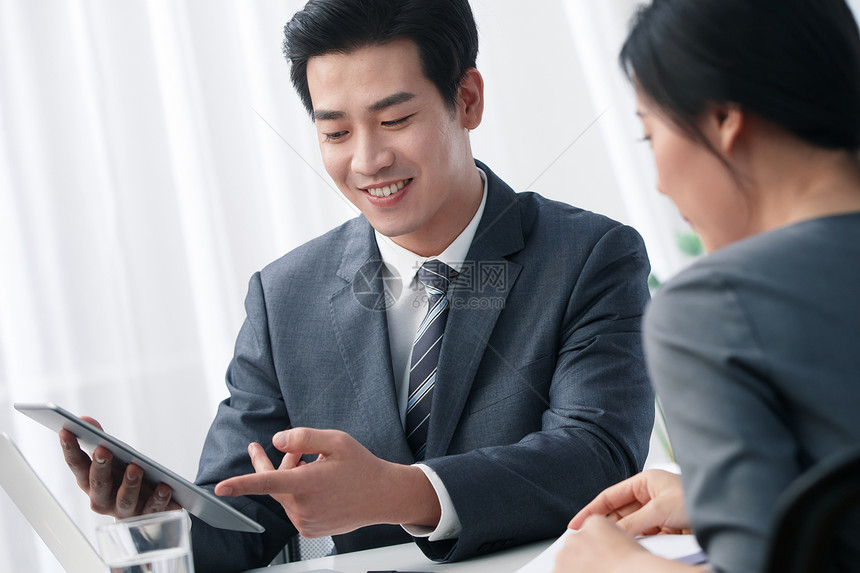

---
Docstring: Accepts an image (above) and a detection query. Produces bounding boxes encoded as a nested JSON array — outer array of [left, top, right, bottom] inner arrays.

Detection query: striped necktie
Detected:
[[406, 259, 457, 461]]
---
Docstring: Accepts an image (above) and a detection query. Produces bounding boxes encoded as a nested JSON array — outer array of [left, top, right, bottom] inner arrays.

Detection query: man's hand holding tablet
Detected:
[[15, 403, 264, 533], [59, 415, 180, 519]]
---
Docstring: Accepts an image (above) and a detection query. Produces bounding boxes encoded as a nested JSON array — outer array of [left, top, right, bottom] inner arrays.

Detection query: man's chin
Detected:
[[373, 225, 416, 241]]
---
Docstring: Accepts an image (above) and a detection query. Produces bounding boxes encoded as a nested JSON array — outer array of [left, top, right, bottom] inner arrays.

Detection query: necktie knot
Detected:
[[417, 260, 457, 297]]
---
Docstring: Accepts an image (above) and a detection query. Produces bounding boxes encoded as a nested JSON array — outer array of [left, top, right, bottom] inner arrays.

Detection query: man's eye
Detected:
[[382, 114, 413, 127], [324, 131, 348, 141]]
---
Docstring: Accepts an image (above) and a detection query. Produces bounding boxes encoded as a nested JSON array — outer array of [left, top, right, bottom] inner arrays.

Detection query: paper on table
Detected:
[[514, 529, 706, 573], [639, 533, 707, 564]]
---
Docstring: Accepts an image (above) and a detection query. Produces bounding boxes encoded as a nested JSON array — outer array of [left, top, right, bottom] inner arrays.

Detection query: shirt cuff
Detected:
[[401, 463, 462, 541]]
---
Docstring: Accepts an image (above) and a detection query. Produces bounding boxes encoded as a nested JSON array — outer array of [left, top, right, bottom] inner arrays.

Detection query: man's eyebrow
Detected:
[[367, 91, 416, 113], [312, 109, 345, 121], [312, 92, 416, 121]]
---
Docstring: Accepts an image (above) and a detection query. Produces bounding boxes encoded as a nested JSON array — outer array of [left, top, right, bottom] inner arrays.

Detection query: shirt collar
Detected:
[[375, 167, 488, 282]]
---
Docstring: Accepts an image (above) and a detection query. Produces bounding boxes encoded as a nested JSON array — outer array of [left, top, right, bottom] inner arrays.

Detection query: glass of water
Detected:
[[96, 510, 195, 573]]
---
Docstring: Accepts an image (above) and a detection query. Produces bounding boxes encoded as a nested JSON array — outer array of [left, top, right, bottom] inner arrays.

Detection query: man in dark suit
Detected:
[[61, 1, 654, 571]]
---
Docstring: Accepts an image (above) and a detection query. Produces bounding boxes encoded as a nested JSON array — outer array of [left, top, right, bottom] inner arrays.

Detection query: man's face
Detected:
[[306, 37, 483, 256]]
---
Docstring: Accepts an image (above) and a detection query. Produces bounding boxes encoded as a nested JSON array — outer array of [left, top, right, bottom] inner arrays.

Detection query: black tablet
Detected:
[[15, 402, 265, 534]]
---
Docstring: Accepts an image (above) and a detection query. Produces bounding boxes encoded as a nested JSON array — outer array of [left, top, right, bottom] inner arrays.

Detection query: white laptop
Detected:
[[0, 432, 105, 573]]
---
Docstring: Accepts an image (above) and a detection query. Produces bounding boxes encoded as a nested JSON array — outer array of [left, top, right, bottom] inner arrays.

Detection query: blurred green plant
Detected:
[[647, 230, 704, 294], [675, 230, 704, 257], [653, 398, 675, 463]]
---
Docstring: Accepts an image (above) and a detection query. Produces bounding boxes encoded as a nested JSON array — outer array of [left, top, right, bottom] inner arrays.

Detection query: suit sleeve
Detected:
[[190, 272, 297, 573], [418, 224, 655, 561]]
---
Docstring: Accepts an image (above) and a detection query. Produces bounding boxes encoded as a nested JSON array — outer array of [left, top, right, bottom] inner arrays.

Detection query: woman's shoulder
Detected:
[[647, 212, 860, 336], [664, 212, 860, 295]]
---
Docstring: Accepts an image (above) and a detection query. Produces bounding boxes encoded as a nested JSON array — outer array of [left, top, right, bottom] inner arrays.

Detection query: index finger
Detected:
[[59, 416, 108, 492], [215, 469, 294, 498], [568, 477, 643, 530], [60, 429, 93, 492]]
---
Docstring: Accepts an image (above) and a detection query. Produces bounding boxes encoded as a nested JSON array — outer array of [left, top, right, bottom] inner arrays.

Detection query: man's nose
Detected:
[[351, 131, 395, 176]]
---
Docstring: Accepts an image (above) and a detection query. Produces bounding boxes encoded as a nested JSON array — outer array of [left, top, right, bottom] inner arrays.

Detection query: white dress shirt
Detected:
[[374, 168, 488, 541]]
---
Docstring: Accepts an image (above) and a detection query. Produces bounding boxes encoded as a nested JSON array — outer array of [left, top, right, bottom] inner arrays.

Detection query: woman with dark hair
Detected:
[[554, 0, 860, 571]]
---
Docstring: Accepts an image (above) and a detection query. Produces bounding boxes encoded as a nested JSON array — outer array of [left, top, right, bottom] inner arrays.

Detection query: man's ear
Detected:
[[458, 68, 484, 130], [708, 104, 744, 154]]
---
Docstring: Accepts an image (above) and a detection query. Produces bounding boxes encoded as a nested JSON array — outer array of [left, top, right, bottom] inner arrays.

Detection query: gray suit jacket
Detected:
[[644, 213, 860, 573], [191, 161, 654, 572]]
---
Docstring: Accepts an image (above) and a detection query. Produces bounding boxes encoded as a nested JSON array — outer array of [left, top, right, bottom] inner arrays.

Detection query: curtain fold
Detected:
[[562, 0, 691, 281]]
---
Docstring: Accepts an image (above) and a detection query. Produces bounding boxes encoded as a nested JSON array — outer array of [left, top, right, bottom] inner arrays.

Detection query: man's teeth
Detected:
[[366, 180, 407, 198]]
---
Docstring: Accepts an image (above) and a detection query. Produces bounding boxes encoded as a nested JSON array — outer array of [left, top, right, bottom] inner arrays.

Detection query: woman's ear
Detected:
[[709, 104, 744, 154], [458, 68, 484, 130]]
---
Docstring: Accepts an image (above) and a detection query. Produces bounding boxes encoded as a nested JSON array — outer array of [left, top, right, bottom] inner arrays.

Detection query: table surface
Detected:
[[244, 538, 555, 573]]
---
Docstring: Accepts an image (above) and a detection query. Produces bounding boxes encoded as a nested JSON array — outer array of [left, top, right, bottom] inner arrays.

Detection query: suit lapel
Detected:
[[426, 165, 525, 458], [329, 221, 414, 463]]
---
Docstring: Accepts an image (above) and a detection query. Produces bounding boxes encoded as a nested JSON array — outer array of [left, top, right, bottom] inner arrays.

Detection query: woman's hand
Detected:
[[553, 515, 652, 573], [569, 469, 691, 535]]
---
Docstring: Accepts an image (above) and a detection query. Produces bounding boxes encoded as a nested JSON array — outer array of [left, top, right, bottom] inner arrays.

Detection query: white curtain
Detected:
[[0, 0, 799, 569], [0, 2, 346, 570]]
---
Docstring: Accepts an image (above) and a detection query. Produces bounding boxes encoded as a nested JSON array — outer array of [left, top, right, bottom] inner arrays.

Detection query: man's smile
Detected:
[[362, 178, 413, 198]]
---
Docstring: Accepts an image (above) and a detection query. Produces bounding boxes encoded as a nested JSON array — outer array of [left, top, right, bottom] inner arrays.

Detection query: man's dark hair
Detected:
[[620, 0, 860, 151], [283, 0, 479, 117]]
